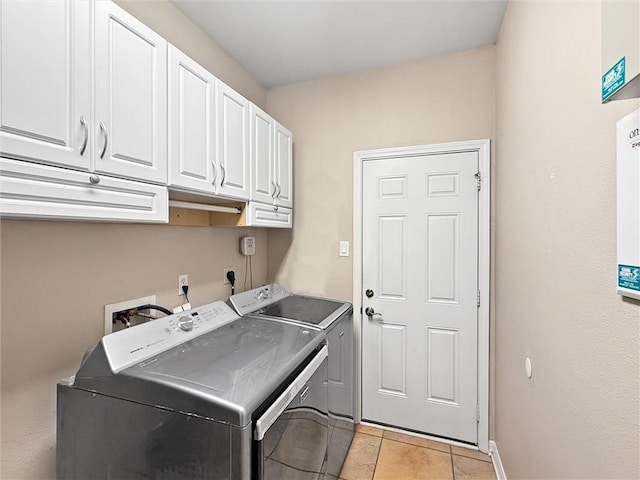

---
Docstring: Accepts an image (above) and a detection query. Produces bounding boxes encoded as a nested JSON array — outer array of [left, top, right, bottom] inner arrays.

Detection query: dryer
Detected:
[[230, 284, 355, 478]]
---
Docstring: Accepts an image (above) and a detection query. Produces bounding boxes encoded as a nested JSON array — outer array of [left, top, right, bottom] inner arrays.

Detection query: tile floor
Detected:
[[339, 425, 496, 480]]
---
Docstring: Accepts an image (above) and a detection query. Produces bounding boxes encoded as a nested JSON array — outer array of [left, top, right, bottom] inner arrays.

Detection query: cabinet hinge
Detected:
[[476, 405, 481, 422], [477, 290, 481, 308], [474, 171, 482, 191]]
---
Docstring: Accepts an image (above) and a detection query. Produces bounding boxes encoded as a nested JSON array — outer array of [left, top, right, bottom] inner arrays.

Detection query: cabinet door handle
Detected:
[[271, 180, 277, 198], [89, 175, 100, 185], [99, 122, 108, 159], [211, 161, 218, 186], [220, 163, 226, 186], [79, 116, 88, 156], [276, 183, 282, 199]]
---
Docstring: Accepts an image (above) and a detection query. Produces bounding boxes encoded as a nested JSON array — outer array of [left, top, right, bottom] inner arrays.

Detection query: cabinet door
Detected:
[[94, 1, 167, 184], [274, 122, 293, 208], [168, 45, 216, 193], [217, 81, 250, 199], [0, 0, 91, 170], [250, 104, 275, 204], [0, 158, 168, 223]]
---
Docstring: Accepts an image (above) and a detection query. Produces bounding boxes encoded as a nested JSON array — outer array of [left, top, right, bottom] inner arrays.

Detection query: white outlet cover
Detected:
[[178, 274, 189, 295]]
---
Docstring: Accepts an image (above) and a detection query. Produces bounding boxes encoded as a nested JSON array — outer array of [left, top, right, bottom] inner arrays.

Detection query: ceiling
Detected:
[[171, 0, 508, 88]]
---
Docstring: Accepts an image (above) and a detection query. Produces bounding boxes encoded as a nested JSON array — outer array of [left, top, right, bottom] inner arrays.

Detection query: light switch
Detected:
[[339, 241, 350, 257]]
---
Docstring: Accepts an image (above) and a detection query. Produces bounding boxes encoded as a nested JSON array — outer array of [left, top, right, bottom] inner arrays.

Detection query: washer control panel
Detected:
[[102, 301, 239, 373], [229, 283, 291, 316]]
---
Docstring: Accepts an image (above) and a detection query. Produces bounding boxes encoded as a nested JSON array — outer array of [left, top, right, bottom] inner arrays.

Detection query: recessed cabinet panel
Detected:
[[179, 66, 208, 180], [246, 203, 292, 228], [168, 45, 215, 193], [111, 21, 155, 164], [0, 158, 168, 223], [0, 1, 91, 170], [275, 122, 293, 208], [94, 1, 167, 184], [250, 104, 274, 204], [217, 82, 249, 199]]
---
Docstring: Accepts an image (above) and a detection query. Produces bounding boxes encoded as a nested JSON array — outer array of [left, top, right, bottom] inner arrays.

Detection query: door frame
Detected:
[[352, 139, 490, 452]]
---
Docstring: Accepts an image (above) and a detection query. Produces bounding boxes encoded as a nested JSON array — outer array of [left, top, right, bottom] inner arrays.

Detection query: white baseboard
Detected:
[[489, 440, 507, 480]]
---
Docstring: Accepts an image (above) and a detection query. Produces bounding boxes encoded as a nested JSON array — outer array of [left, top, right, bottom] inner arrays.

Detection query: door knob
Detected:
[[365, 307, 375, 316], [365, 289, 374, 298]]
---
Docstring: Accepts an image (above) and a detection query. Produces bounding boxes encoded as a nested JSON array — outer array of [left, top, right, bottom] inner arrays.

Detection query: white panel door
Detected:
[[361, 151, 479, 443], [94, 1, 167, 184], [0, 0, 91, 170], [274, 122, 293, 208], [250, 104, 274, 203], [217, 81, 249, 199], [168, 45, 216, 193]]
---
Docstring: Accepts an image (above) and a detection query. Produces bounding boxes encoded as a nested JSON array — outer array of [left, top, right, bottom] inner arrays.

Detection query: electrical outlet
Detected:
[[104, 295, 156, 335], [178, 274, 189, 295], [223, 268, 235, 285]]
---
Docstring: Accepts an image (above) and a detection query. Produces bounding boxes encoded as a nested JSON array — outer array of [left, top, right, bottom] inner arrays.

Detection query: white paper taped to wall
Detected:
[[616, 108, 640, 300]]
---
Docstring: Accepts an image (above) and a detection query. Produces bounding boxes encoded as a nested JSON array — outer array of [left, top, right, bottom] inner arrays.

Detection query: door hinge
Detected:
[[477, 290, 481, 308], [474, 171, 482, 191], [360, 306, 363, 315], [476, 405, 480, 423]]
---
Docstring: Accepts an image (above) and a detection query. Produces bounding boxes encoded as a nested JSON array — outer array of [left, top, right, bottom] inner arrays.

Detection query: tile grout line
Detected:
[[451, 452, 493, 464], [370, 435, 383, 480], [450, 450, 456, 480], [381, 432, 453, 456]]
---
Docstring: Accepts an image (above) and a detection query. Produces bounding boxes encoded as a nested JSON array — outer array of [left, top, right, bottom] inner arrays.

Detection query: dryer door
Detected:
[[254, 346, 328, 479]]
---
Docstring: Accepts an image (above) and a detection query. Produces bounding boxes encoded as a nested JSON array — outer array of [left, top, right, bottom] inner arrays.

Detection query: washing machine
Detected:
[[57, 300, 329, 479]]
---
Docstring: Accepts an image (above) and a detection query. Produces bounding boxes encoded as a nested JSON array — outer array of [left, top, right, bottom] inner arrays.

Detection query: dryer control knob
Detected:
[[177, 316, 194, 331]]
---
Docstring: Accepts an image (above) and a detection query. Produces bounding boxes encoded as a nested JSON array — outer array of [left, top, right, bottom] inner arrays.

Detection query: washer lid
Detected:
[[73, 317, 324, 427], [259, 295, 350, 327]]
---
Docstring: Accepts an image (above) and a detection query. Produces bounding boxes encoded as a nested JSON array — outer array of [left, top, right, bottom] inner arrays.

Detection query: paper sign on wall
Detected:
[[618, 264, 640, 292], [616, 109, 640, 300], [602, 57, 626, 102]]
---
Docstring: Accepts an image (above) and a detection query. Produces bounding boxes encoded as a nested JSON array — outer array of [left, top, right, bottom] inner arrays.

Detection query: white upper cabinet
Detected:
[[274, 121, 293, 209], [94, 1, 167, 184], [250, 104, 275, 204], [249, 104, 293, 209], [0, 1, 169, 223], [168, 45, 216, 193], [0, 1, 92, 171], [0, 0, 168, 185], [217, 82, 250, 199]]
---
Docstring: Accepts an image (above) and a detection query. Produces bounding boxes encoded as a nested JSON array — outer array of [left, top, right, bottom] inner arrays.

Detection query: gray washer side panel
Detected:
[[57, 384, 250, 480]]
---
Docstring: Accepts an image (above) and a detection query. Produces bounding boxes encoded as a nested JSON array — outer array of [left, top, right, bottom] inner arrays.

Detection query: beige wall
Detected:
[[266, 47, 496, 301], [115, 0, 266, 108], [495, 1, 639, 478], [0, 2, 268, 478], [0, 221, 267, 478]]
